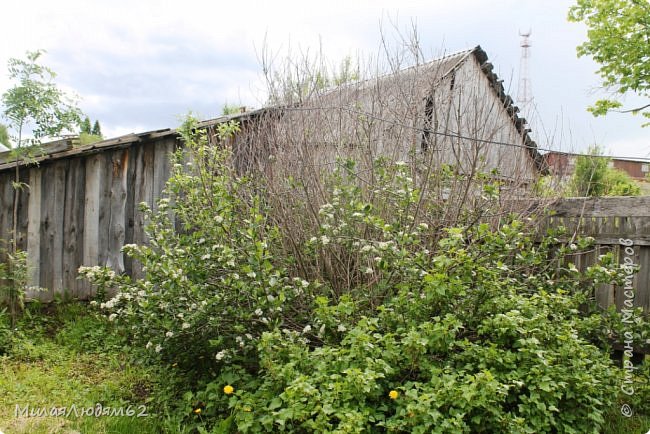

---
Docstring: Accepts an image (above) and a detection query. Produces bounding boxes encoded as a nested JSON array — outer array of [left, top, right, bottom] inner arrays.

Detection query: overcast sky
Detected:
[[1, 0, 647, 158]]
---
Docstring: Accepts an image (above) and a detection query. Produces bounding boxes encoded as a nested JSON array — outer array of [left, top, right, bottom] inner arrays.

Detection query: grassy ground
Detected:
[[0, 303, 170, 434], [0, 302, 648, 433]]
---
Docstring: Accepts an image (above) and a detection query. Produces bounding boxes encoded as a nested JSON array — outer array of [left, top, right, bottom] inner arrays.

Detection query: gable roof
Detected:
[[0, 46, 544, 174]]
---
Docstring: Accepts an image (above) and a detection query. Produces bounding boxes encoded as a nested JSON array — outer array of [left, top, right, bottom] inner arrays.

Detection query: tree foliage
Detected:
[[2, 50, 81, 146], [80, 116, 92, 134], [92, 120, 102, 137], [568, 0, 650, 124], [0, 124, 9, 149], [1, 49, 82, 329], [570, 146, 640, 197]]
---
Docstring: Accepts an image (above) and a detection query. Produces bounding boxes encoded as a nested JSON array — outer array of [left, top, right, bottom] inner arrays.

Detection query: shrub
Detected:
[[80, 115, 306, 383], [81, 117, 645, 433]]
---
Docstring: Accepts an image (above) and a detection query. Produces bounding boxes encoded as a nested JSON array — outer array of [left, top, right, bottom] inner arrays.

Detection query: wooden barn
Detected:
[[250, 46, 545, 190], [0, 46, 545, 301]]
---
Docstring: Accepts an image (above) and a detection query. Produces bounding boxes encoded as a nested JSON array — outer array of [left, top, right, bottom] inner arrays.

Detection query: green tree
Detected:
[[569, 145, 640, 196], [1, 49, 82, 327], [91, 120, 102, 137], [221, 103, 242, 116], [80, 116, 91, 134], [568, 0, 650, 124], [0, 124, 9, 149]]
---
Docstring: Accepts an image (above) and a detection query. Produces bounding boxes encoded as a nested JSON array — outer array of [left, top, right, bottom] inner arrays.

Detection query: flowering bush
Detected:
[[81, 117, 646, 433], [80, 116, 303, 379]]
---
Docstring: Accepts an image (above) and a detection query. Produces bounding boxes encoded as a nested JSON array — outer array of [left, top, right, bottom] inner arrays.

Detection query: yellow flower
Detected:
[[193, 408, 202, 414], [224, 385, 235, 395], [388, 390, 399, 400]]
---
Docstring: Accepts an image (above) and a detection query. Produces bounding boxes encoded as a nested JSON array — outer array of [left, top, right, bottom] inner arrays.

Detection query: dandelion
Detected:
[[389, 390, 399, 400], [224, 385, 234, 395], [193, 408, 202, 414]]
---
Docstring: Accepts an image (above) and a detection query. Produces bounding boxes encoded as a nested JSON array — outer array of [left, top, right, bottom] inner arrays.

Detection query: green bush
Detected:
[[569, 145, 640, 197], [0, 307, 12, 354], [81, 116, 646, 433], [80, 116, 304, 382]]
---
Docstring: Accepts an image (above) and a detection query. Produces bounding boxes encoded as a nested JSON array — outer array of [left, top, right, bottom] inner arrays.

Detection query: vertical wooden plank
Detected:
[[26, 168, 42, 297], [62, 159, 85, 298], [132, 143, 155, 278], [0, 172, 13, 304], [152, 138, 173, 212], [39, 161, 67, 301], [82, 153, 103, 298], [123, 146, 137, 276], [98, 153, 113, 267], [0, 172, 14, 247], [16, 169, 30, 252], [635, 246, 650, 312], [106, 149, 128, 275]]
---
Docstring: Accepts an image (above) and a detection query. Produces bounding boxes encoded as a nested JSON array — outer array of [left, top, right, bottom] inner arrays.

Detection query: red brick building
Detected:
[[543, 151, 650, 180]]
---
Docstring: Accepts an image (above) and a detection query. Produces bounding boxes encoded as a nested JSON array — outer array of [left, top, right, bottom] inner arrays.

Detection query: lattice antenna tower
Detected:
[[517, 30, 533, 113]]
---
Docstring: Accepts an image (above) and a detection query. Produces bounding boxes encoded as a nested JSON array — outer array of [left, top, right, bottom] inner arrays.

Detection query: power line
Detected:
[[273, 105, 649, 163]]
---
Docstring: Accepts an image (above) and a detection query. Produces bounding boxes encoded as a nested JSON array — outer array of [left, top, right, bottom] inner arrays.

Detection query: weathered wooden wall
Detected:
[[0, 134, 178, 301], [540, 196, 650, 315]]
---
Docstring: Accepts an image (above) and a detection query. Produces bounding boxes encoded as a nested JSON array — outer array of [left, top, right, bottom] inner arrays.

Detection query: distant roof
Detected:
[[543, 150, 650, 164]]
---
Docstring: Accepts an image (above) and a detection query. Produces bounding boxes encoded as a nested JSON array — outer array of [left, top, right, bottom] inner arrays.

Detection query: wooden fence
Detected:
[[1, 126, 650, 318], [0, 131, 178, 301], [538, 196, 650, 314]]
